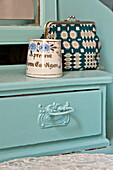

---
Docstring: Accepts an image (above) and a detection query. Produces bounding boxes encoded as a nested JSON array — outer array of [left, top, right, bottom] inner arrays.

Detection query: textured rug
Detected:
[[0, 154, 113, 170]]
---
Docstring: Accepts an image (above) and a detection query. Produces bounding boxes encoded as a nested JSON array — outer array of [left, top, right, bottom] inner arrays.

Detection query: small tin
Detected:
[[26, 39, 62, 78]]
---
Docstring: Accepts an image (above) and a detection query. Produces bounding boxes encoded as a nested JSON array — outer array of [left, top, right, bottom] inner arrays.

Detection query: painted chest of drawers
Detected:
[[0, 66, 112, 162]]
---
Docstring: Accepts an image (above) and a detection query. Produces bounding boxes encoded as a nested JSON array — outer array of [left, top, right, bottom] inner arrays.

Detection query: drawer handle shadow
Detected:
[[38, 102, 74, 128]]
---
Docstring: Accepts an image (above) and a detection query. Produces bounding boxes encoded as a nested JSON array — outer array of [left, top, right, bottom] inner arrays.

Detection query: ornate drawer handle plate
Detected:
[[38, 102, 74, 129]]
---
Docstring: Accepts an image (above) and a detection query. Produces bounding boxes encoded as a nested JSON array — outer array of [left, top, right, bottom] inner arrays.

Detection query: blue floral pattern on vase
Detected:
[[39, 44, 50, 52], [29, 43, 37, 51]]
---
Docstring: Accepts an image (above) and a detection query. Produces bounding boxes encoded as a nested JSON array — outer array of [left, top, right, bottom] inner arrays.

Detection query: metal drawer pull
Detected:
[[38, 102, 74, 128], [41, 102, 74, 116], [49, 106, 74, 116]]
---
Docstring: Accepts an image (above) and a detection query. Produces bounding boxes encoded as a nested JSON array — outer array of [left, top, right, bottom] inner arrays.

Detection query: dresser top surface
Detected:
[[0, 65, 112, 91]]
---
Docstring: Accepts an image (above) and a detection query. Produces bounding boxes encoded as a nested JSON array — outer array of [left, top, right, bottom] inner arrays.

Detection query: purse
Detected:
[[43, 16, 101, 71]]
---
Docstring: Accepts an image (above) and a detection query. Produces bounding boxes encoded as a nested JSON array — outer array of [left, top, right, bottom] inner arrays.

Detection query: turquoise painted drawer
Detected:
[[0, 90, 101, 149]]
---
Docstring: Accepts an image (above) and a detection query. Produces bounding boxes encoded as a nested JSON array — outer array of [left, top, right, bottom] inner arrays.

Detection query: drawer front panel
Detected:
[[0, 90, 101, 149]]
